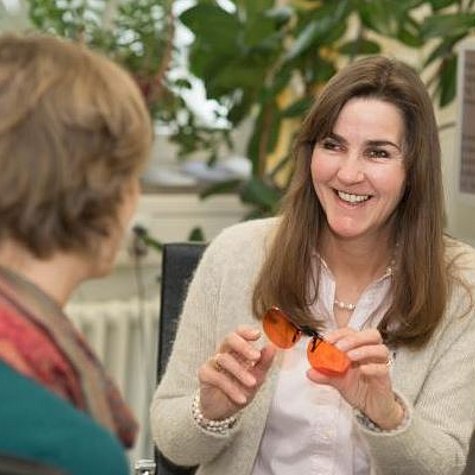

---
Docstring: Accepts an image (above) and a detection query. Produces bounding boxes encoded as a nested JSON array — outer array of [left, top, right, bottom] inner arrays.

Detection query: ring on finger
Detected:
[[385, 354, 394, 368], [213, 353, 224, 372]]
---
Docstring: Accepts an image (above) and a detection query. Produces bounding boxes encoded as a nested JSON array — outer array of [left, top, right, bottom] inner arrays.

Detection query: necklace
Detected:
[[334, 299, 356, 311]]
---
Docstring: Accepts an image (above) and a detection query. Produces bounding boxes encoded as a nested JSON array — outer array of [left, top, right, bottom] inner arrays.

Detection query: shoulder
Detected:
[[444, 235, 475, 284], [214, 217, 279, 246], [0, 362, 128, 475], [205, 217, 280, 261], [191, 218, 280, 287], [437, 236, 475, 338]]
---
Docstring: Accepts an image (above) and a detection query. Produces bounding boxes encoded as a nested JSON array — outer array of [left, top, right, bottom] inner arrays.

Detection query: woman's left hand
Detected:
[[306, 327, 404, 430]]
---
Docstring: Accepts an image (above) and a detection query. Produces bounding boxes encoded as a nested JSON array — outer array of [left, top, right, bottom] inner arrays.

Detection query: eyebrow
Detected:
[[327, 133, 401, 151]]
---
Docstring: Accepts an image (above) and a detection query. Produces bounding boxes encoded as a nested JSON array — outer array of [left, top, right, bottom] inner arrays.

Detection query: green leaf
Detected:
[[246, 101, 281, 174], [421, 13, 475, 40], [174, 78, 193, 89], [281, 97, 313, 118], [188, 42, 234, 84], [284, 20, 320, 62], [379, 0, 426, 8], [132, 225, 163, 253], [143, 235, 163, 253], [437, 54, 457, 108], [210, 61, 266, 92], [244, 9, 279, 48], [268, 113, 281, 155], [285, 0, 350, 61], [320, 19, 348, 45], [424, 34, 465, 67], [269, 66, 293, 96], [357, 0, 403, 36], [239, 177, 282, 211], [188, 226, 206, 242], [428, 0, 456, 11], [180, 4, 241, 53], [199, 179, 242, 199], [269, 153, 293, 184], [227, 94, 254, 125], [240, 0, 275, 20], [207, 151, 218, 167], [397, 15, 423, 47], [339, 39, 381, 56], [265, 5, 293, 28], [304, 57, 337, 84]]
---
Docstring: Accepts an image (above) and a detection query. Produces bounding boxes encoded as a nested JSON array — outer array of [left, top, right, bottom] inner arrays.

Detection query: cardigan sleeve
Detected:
[[356, 282, 475, 475], [150, 231, 248, 467]]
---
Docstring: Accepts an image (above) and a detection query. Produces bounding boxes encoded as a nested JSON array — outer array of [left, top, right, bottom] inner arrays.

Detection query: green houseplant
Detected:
[[176, 0, 475, 217], [25, 0, 475, 222], [27, 0, 182, 125]]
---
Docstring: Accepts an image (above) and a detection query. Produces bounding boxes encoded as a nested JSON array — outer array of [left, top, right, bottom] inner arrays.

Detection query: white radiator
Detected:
[[67, 298, 160, 465]]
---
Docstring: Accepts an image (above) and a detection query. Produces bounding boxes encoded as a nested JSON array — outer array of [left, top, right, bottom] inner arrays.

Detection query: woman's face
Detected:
[[311, 97, 406, 243]]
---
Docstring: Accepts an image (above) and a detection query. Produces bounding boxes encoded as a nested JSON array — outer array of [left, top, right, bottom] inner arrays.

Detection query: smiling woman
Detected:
[[311, 97, 406, 245], [151, 56, 475, 475]]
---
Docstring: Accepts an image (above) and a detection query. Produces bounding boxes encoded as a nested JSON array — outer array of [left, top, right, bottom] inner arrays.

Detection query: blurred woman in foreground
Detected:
[[0, 33, 152, 474]]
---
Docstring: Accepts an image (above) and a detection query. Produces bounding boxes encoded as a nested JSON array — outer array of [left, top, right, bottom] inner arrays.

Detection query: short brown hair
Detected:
[[253, 56, 448, 348], [0, 33, 152, 258]]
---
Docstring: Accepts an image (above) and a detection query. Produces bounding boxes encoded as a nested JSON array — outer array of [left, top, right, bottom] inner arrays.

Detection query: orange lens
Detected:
[[307, 339, 350, 375], [263, 307, 301, 349]]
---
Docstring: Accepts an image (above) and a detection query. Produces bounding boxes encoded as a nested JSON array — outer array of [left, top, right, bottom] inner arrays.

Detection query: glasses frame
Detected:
[[263, 306, 350, 375]]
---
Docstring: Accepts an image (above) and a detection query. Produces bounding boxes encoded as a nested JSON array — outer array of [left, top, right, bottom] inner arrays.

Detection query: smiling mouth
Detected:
[[336, 190, 371, 204]]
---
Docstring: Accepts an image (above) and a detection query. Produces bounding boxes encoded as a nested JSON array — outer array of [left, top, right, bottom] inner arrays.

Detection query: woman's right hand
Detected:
[[197, 325, 276, 420]]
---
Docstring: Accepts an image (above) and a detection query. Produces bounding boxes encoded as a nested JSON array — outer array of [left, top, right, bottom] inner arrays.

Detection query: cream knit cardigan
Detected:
[[151, 218, 475, 475]]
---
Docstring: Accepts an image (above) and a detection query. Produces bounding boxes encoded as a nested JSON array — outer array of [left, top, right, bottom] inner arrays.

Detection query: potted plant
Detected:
[[25, 0, 475, 221], [176, 0, 475, 217]]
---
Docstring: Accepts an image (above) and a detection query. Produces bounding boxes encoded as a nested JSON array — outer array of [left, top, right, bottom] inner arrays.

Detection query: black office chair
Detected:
[[155, 242, 207, 475], [463, 431, 475, 474]]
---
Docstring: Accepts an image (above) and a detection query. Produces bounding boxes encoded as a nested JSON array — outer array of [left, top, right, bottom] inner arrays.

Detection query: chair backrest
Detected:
[[155, 242, 206, 475], [463, 431, 475, 474]]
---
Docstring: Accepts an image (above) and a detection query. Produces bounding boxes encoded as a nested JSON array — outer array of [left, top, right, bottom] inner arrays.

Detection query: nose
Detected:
[[336, 154, 364, 184]]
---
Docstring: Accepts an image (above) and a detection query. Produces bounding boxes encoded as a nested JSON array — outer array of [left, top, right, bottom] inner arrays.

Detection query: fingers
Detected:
[[306, 368, 331, 385], [214, 351, 257, 388], [251, 344, 277, 382], [217, 326, 262, 363], [210, 342, 276, 389], [346, 344, 390, 366], [325, 327, 389, 364], [358, 362, 392, 378], [325, 327, 383, 350], [256, 344, 277, 371], [198, 361, 252, 406], [198, 327, 275, 411]]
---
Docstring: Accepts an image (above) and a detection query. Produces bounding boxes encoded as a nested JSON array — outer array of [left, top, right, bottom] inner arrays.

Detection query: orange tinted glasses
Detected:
[[262, 306, 350, 375]]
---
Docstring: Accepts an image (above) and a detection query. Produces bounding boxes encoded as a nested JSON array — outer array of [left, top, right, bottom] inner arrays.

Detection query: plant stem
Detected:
[[149, 1, 175, 106], [258, 103, 275, 178]]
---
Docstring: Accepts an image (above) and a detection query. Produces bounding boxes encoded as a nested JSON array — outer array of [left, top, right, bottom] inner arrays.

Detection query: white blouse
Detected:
[[252, 262, 393, 475]]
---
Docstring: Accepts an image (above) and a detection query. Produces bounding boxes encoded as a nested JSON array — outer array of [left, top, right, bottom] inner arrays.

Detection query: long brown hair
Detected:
[[253, 56, 448, 348]]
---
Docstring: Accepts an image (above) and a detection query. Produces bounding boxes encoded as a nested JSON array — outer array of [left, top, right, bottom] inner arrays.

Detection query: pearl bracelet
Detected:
[[191, 391, 238, 435], [354, 393, 408, 433]]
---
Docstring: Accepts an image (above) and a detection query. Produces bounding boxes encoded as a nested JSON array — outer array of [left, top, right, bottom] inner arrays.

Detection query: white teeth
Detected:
[[337, 191, 370, 203]]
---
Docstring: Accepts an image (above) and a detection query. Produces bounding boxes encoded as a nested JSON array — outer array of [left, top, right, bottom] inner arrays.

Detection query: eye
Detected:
[[320, 138, 342, 152], [367, 148, 390, 159]]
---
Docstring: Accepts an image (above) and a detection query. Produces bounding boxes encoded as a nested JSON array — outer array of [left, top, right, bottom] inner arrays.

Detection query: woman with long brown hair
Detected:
[[151, 56, 475, 474]]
